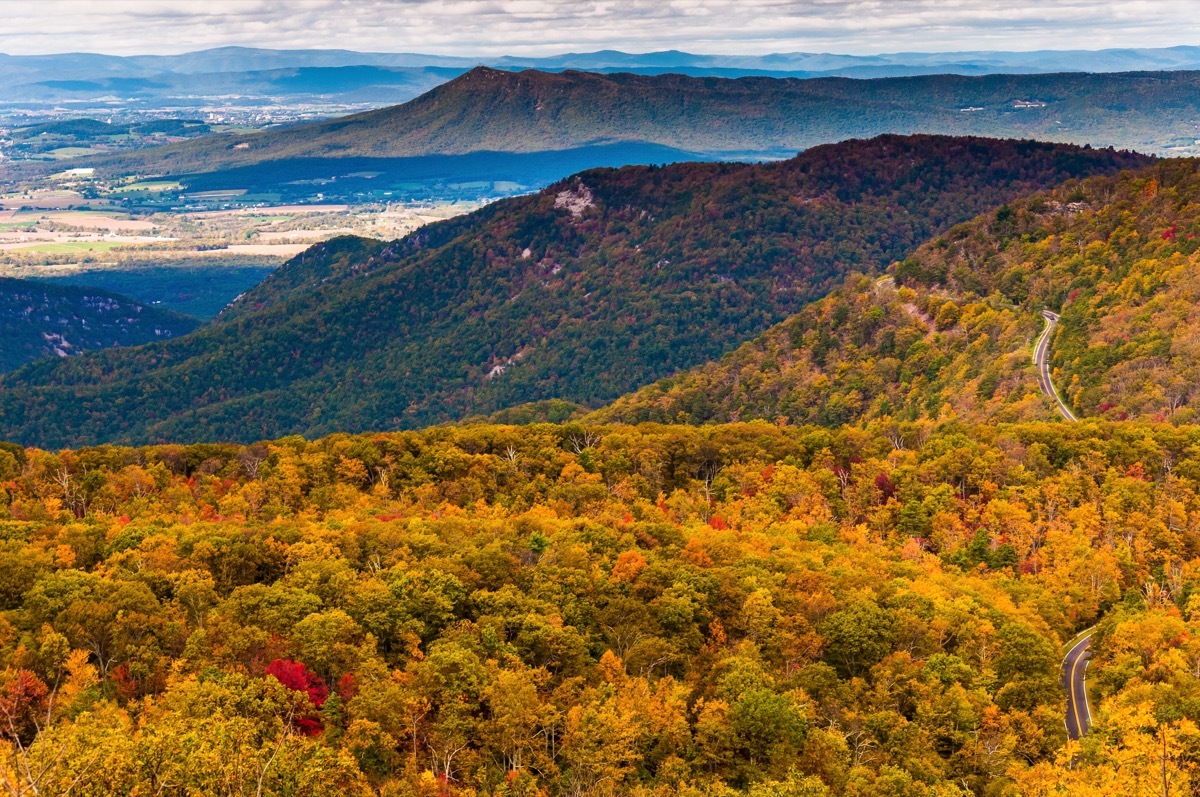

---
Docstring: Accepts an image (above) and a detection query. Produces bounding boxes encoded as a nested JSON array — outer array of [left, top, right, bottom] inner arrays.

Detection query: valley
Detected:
[[7, 67, 1200, 212], [0, 191, 476, 318]]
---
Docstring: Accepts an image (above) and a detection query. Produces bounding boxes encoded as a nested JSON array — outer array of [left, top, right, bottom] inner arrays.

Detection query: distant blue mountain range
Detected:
[[4, 44, 1200, 107], [61, 44, 1200, 75]]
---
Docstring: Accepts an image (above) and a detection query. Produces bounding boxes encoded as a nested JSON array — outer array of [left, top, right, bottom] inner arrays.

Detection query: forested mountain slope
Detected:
[[0, 278, 199, 373], [597, 158, 1200, 427], [58, 66, 1200, 183], [0, 420, 1197, 794], [0, 135, 1150, 447]]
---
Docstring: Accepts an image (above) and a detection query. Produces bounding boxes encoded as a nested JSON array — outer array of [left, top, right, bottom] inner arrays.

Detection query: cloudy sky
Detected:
[[1, 0, 1198, 56]]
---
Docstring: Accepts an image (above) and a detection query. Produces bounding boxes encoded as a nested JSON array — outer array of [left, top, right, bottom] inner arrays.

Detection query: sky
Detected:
[[0, 0, 1198, 57]]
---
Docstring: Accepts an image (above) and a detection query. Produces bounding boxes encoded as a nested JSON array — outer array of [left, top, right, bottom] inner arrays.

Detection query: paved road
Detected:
[[1062, 632, 1094, 739], [1034, 310, 1079, 422], [1038, 312, 1094, 740]]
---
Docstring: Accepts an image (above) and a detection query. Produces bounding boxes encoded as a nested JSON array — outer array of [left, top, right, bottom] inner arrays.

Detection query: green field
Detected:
[[111, 180, 183, 194], [16, 241, 126, 254], [185, 189, 247, 199], [45, 147, 106, 159]]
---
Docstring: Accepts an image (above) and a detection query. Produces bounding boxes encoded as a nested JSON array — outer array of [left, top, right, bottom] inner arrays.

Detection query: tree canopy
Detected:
[[0, 419, 1195, 794]]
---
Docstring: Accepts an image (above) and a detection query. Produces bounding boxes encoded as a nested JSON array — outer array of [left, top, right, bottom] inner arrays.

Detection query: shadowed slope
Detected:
[[0, 278, 200, 373]]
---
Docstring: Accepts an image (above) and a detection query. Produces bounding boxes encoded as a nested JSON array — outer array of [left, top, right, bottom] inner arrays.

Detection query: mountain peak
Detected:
[[458, 64, 512, 79], [67, 68, 1200, 182]]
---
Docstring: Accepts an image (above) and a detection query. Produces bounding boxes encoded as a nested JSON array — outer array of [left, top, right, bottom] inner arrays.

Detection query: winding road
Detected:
[[1062, 632, 1094, 740], [1033, 310, 1096, 739], [1033, 310, 1078, 422]]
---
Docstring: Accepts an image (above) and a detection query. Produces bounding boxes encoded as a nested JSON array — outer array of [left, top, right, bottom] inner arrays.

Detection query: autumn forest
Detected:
[[4, 32, 1200, 797], [0, 418, 1195, 796]]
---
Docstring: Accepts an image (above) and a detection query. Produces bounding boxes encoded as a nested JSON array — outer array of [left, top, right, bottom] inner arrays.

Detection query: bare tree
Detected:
[[566, 431, 601, 454], [53, 468, 85, 519], [503, 445, 520, 467], [237, 444, 269, 479]]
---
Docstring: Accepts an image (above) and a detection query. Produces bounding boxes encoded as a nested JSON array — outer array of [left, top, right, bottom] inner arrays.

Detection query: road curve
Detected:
[[1062, 632, 1094, 740], [1034, 310, 1079, 422]]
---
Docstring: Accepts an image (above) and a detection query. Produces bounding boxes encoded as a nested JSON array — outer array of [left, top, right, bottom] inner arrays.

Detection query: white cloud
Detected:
[[0, 0, 1198, 56]]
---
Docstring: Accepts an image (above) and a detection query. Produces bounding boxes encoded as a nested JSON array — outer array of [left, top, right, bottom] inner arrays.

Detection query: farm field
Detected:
[[2, 240, 130, 254], [0, 189, 480, 316], [110, 180, 184, 194]]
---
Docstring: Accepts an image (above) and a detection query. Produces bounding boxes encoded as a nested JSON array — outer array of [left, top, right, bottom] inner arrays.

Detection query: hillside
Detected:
[[0, 277, 199, 373], [0, 419, 1197, 795], [59, 67, 1200, 184], [597, 158, 1200, 427], [0, 135, 1151, 448]]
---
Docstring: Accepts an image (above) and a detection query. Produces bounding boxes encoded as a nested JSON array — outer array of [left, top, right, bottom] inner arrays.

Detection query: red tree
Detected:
[[265, 659, 328, 735]]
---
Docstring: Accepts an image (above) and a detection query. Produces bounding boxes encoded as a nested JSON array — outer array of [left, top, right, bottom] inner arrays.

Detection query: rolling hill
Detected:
[[65, 67, 1200, 179], [0, 278, 200, 373], [596, 158, 1200, 427], [0, 135, 1149, 448], [8, 66, 1194, 205]]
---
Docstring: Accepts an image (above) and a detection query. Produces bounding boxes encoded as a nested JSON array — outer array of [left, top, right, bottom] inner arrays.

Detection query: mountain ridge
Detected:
[[595, 158, 1200, 428], [10, 44, 1200, 80], [0, 277, 200, 373], [39, 67, 1200, 187], [0, 135, 1150, 448]]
